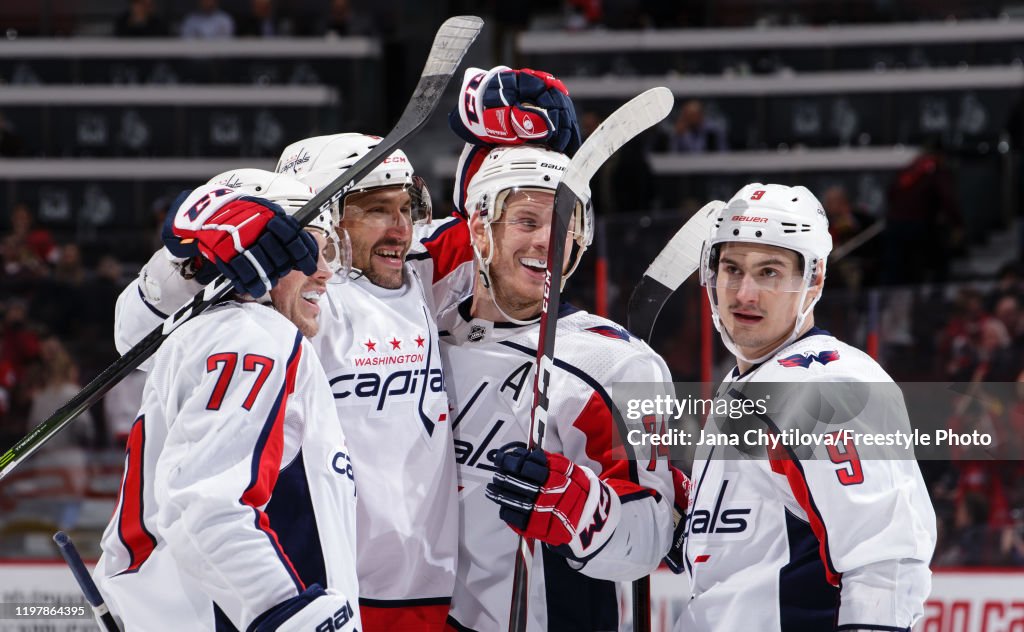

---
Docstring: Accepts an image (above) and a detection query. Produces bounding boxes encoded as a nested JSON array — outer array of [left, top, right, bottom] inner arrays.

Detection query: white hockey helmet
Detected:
[[206, 168, 350, 280], [206, 168, 333, 234], [700, 183, 832, 363], [465, 144, 594, 281], [275, 133, 431, 224]]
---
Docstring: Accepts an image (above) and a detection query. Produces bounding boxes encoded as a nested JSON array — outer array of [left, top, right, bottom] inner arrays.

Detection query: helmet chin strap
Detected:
[[472, 223, 540, 327], [346, 266, 366, 282]]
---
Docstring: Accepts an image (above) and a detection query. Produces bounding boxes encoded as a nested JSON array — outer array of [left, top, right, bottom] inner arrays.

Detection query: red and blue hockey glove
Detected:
[[664, 466, 692, 574], [251, 584, 358, 632], [449, 65, 582, 156], [486, 446, 621, 560], [162, 184, 318, 297]]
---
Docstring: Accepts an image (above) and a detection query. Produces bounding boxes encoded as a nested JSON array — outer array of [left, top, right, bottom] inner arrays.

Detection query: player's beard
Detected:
[[353, 236, 408, 289]]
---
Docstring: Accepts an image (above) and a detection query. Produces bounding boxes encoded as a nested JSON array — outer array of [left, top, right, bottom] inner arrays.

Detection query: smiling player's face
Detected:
[[472, 189, 574, 322], [341, 187, 413, 289], [270, 230, 331, 338]]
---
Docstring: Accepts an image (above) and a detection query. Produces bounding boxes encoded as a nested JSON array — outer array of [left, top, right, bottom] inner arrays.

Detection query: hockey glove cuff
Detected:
[[162, 184, 318, 298], [449, 66, 582, 156], [664, 466, 692, 574], [486, 446, 621, 560], [250, 584, 358, 632]]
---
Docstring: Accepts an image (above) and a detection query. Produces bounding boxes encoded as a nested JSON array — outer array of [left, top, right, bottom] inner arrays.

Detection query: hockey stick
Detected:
[[0, 15, 482, 481], [53, 531, 119, 632], [626, 200, 723, 342], [508, 86, 675, 632], [621, 200, 720, 631]]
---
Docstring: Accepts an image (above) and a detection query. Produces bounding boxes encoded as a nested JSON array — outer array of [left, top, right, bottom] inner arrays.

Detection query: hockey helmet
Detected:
[[700, 183, 832, 363], [275, 133, 431, 225], [464, 145, 594, 283], [206, 168, 350, 278]]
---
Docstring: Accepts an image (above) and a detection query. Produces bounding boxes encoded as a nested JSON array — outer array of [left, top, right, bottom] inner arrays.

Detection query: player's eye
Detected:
[[761, 268, 779, 278]]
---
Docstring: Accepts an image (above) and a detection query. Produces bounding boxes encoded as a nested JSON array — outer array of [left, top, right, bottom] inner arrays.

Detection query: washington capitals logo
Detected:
[[585, 325, 631, 342], [777, 350, 840, 368]]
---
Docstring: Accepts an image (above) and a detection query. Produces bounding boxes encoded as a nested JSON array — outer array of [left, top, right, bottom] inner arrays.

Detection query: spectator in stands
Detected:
[[0, 302, 40, 398], [114, 0, 168, 37], [669, 99, 727, 153], [941, 288, 993, 380], [987, 261, 1024, 311], [53, 243, 86, 287], [0, 111, 23, 157], [823, 184, 879, 289], [236, 0, 278, 37], [993, 294, 1024, 348], [1001, 509, 1024, 566], [2, 203, 56, 278], [25, 335, 93, 530], [180, 0, 234, 39], [565, 0, 602, 30], [29, 243, 88, 339], [884, 137, 962, 285], [321, 0, 375, 36], [952, 458, 1008, 564]]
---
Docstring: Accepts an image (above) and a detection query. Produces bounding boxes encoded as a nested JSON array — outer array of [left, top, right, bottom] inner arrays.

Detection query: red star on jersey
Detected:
[[414, 335, 425, 348], [390, 337, 402, 350], [364, 339, 376, 352]]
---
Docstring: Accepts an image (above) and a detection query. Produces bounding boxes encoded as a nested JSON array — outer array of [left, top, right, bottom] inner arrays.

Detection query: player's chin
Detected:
[[366, 263, 404, 289], [296, 315, 319, 338]]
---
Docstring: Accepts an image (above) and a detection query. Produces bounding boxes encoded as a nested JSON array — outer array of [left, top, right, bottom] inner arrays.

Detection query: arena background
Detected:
[[0, 1, 1022, 630]]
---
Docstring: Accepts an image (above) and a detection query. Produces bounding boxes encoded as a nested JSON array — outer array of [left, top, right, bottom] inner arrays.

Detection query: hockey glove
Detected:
[[449, 65, 582, 156], [664, 466, 692, 574], [162, 184, 318, 298], [251, 584, 358, 632], [486, 446, 621, 561]]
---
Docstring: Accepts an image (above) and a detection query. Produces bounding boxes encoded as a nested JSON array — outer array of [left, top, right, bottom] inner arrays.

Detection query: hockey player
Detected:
[[113, 137, 458, 632], [670, 183, 936, 631], [95, 171, 362, 631], [407, 65, 674, 630], [275, 134, 458, 631]]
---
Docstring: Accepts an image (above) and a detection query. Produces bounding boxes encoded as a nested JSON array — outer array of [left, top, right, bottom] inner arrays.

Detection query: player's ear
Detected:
[[469, 213, 490, 258], [804, 259, 826, 309]]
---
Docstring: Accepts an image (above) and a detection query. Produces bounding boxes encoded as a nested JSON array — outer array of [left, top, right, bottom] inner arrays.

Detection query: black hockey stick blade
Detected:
[[0, 15, 482, 481], [626, 200, 722, 343], [509, 86, 674, 632]]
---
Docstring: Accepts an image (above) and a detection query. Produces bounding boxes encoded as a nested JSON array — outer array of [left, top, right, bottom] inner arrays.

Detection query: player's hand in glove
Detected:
[[486, 446, 621, 561], [450, 65, 582, 156], [162, 184, 318, 298], [664, 466, 692, 574], [251, 584, 358, 632]]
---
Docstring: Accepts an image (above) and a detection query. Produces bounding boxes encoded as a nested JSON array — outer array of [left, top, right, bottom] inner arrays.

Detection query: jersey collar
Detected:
[[728, 325, 832, 380]]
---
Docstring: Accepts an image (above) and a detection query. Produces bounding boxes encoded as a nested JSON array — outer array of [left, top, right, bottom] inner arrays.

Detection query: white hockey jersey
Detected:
[[112, 252, 459, 630], [437, 298, 675, 632], [677, 328, 936, 632], [96, 302, 360, 632]]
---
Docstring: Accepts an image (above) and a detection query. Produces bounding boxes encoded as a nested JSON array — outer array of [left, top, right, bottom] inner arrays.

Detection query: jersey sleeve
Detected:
[[114, 248, 203, 369], [556, 350, 675, 582], [152, 327, 309, 629], [769, 377, 936, 629], [407, 214, 476, 317]]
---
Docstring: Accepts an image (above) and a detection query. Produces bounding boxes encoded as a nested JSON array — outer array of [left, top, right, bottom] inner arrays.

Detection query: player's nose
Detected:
[[735, 274, 761, 303]]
